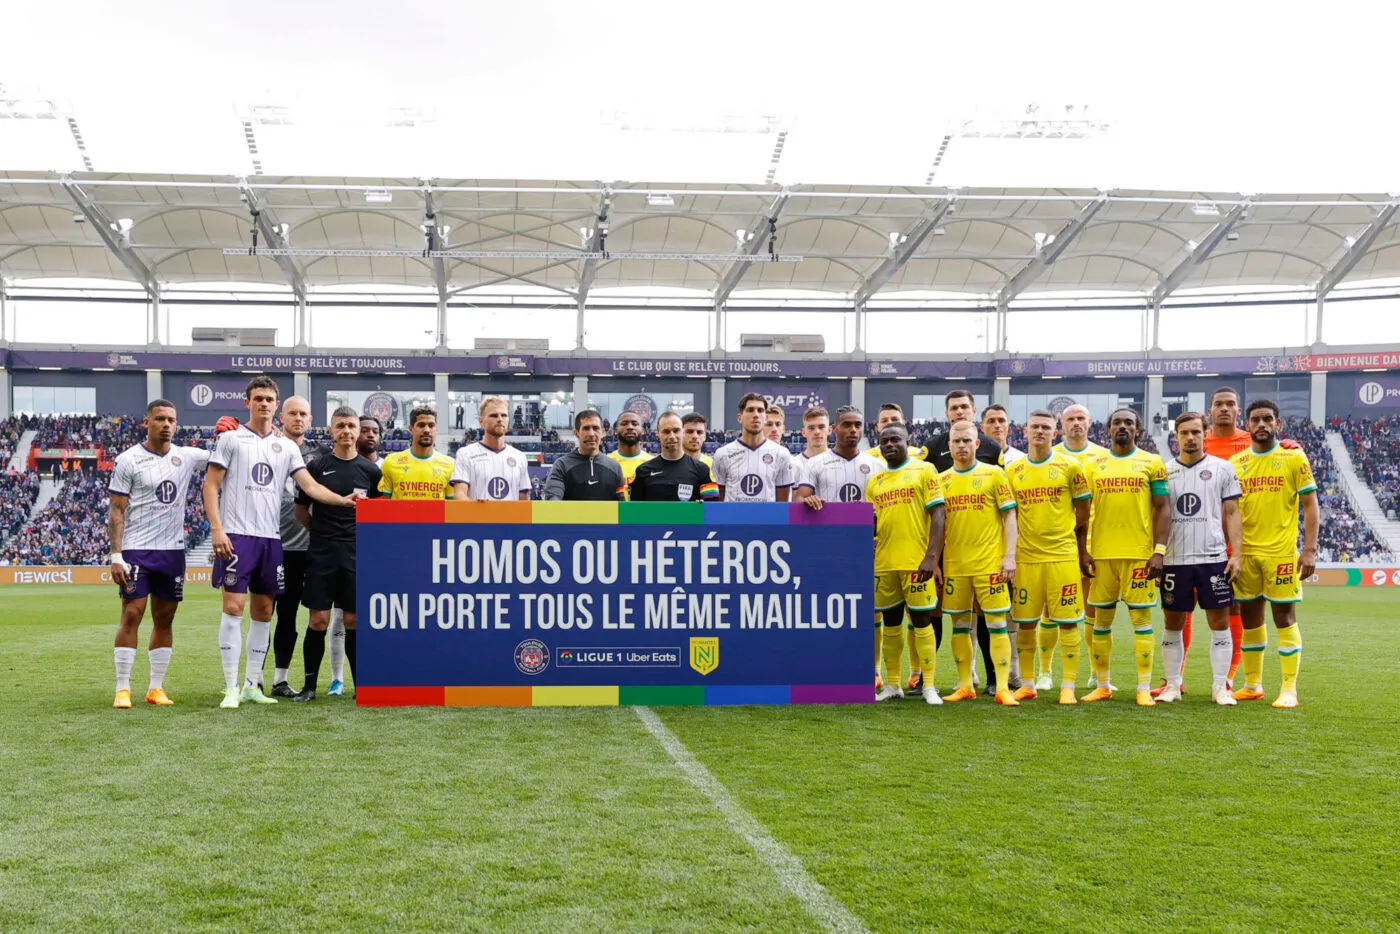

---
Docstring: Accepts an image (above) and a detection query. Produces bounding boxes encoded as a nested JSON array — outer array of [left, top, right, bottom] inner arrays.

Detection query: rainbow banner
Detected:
[[354, 500, 874, 707]]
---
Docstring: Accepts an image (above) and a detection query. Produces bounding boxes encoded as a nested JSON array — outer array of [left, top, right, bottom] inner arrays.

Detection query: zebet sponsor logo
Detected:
[[556, 646, 682, 668]]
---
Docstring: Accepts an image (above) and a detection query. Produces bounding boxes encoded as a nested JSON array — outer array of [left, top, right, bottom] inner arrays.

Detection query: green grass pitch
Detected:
[[2, 585, 1397, 932]]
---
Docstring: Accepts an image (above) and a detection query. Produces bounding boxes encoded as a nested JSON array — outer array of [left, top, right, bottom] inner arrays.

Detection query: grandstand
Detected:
[[5, 7, 1400, 931]]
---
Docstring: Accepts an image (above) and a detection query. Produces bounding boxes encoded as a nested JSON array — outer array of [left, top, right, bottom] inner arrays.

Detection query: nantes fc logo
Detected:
[[689, 637, 719, 676]]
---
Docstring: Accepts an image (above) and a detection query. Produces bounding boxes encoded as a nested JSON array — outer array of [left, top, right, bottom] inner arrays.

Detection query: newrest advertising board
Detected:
[[354, 500, 874, 707]]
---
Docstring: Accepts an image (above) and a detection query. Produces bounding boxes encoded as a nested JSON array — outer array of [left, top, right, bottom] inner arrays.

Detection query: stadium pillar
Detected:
[[853, 302, 866, 353], [293, 372, 311, 409], [0, 278, 7, 343], [575, 299, 586, 350], [1146, 374, 1164, 424], [993, 377, 1011, 408], [295, 296, 309, 351], [436, 296, 448, 350], [145, 369, 162, 406], [1315, 294, 1326, 345], [1149, 300, 1162, 350], [434, 372, 450, 452], [0, 366, 10, 420], [148, 290, 162, 347], [850, 377, 865, 416], [572, 376, 588, 412], [710, 378, 725, 422], [1310, 371, 1327, 424]]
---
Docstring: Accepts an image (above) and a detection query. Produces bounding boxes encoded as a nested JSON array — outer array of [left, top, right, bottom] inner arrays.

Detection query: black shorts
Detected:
[[301, 541, 356, 612], [1162, 561, 1233, 613]]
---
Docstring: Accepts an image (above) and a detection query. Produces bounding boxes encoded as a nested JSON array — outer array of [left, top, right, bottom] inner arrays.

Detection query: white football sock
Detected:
[[273, 667, 289, 685], [1161, 631, 1183, 689], [148, 647, 171, 691], [219, 613, 243, 690], [244, 620, 271, 689], [1209, 629, 1233, 690], [1008, 646, 1022, 682], [114, 647, 136, 692], [329, 609, 346, 682]]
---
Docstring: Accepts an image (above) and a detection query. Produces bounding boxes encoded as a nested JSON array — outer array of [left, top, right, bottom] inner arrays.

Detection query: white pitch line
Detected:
[[632, 706, 869, 934]]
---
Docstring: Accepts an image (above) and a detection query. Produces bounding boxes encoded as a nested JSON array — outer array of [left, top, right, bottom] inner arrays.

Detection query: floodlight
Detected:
[[647, 193, 675, 207], [365, 189, 393, 204], [1191, 202, 1221, 217]]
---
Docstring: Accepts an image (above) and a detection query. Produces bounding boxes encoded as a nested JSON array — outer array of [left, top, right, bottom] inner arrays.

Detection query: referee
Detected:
[[629, 411, 717, 502], [271, 395, 323, 698], [291, 406, 381, 701]]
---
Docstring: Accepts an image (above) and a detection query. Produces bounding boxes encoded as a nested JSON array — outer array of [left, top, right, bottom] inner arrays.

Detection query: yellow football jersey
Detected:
[[1084, 448, 1167, 560], [865, 459, 945, 572], [868, 445, 928, 464], [939, 461, 1016, 577], [378, 449, 455, 500], [1230, 443, 1317, 555], [1053, 440, 1109, 464], [1005, 451, 1091, 563]]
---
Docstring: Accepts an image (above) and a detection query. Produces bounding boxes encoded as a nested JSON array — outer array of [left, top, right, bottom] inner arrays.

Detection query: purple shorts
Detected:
[[118, 549, 186, 602], [1162, 561, 1233, 613], [212, 534, 286, 595]]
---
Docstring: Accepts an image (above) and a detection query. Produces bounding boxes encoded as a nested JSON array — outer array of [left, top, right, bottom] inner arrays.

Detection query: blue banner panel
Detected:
[[357, 507, 874, 701]]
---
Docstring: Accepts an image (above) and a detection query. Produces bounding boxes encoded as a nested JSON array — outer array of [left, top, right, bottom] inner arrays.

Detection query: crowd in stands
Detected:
[[1336, 415, 1400, 520], [0, 472, 112, 566]]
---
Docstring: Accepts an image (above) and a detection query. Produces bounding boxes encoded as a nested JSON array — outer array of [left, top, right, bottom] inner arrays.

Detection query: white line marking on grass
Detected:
[[633, 706, 869, 934]]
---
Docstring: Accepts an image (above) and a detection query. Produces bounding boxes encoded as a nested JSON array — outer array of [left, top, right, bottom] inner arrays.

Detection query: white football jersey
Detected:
[[109, 443, 212, 550], [795, 449, 883, 503], [1002, 446, 1025, 465], [210, 425, 308, 539], [1165, 453, 1242, 564], [451, 440, 531, 500], [713, 438, 796, 502]]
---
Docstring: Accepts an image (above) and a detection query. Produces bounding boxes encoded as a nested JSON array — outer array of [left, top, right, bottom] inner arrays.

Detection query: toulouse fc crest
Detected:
[[514, 639, 550, 675]]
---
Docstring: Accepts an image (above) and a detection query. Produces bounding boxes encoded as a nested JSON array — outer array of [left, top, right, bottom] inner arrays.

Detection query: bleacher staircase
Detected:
[[7, 430, 36, 473], [1326, 431, 1400, 555]]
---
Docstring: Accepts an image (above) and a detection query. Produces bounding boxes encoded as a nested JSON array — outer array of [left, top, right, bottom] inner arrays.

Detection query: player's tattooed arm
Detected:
[[1299, 489, 1320, 579], [108, 493, 130, 587]]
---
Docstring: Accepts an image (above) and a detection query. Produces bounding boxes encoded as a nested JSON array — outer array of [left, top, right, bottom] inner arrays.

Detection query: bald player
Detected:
[[269, 394, 324, 698], [866, 402, 927, 692]]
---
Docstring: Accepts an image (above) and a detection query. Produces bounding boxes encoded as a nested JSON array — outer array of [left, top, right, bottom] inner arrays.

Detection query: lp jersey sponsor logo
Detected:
[[486, 476, 510, 499], [1175, 492, 1203, 516], [739, 474, 764, 497], [155, 480, 178, 504], [689, 637, 719, 675], [250, 463, 274, 486], [839, 483, 863, 502]]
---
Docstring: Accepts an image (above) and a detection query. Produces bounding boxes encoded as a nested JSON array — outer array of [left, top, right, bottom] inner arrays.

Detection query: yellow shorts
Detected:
[[874, 570, 939, 612], [1233, 553, 1303, 604], [1088, 558, 1158, 609], [1011, 560, 1085, 624], [943, 574, 1011, 616]]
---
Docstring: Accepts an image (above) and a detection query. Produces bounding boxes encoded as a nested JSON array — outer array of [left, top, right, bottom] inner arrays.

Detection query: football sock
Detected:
[[880, 624, 905, 689], [930, 613, 943, 650], [1228, 613, 1244, 682], [1241, 624, 1268, 689], [1016, 627, 1037, 681], [302, 627, 326, 692], [1277, 624, 1302, 693], [986, 617, 1012, 692], [218, 612, 243, 690], [951, 620, 975, 688], [906, 624, 920, 679], [274, 667, 289, 686], [345, 629, 358, 684], [329, 610, 345, 683], [976, 615, 995, 687], [913, 624, 938, 686], [1161, 630, 1184, 689], [873, 610, 883, 677], [243, 620, 270, 689], [1130, 607, 1154, 691], [1058, 624, 1082, 688], [1037, 621, 1059, 678], [1092, 605, 1116, 685], [114, 646, 136, 692], [147, 646, 171, 691], [1180, 613, 1193, 679], [1208, 628, 1232, 689]]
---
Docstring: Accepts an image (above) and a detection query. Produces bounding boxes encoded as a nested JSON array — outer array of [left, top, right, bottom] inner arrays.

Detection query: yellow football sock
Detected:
[[1058, 624, 1082, 687], [1277, 623, 1302, 692], [874, 611, 884, 679], [987, 617, 1012, 692], [1129, 606, 1154, 690], [1016, 626, 1037, 681], [881, 625, 905, 689], [906, 625, 920, 679], [1241, 623, 1268, 688], [1092, 605, 1116, 684], [1037, 619, 1059, 678], [951, 619, 975, 688], [914, 625, 938, 686]]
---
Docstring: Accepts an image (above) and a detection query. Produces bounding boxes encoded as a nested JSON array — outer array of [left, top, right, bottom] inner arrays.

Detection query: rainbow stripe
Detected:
[[355, 499, 872, 707]]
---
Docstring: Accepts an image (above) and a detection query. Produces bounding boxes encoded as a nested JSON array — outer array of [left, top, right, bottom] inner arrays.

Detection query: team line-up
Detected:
[[105, 378, 1316, 712]]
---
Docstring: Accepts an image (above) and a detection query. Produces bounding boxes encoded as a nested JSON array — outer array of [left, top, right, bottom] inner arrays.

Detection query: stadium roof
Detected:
[[2, 174, 1399, 305]]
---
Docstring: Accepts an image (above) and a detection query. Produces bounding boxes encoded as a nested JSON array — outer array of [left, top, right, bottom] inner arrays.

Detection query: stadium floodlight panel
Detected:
[[1191, 202, 1222, 217], [647, 193, 676, 207], [364, 189, 393, 204]]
